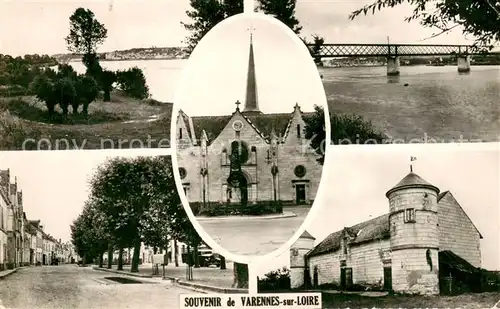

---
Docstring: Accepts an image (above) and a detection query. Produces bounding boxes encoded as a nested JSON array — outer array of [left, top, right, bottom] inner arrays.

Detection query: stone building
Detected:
[[176, 35, 322, 210], [290, 171, 482, 295], [0, 169, 25, 269]]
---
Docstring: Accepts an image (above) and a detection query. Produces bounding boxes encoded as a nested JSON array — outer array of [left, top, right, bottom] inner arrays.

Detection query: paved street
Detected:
[[0, 265, 194, 309], [199, 205, 312, 256]]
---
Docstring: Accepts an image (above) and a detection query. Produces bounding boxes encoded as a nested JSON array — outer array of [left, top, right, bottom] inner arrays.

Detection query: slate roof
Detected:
[[306, 214, 390, 258], [439, 250, 479, 274], [189, 111, 315, 145], [386, 172, 440, 197]]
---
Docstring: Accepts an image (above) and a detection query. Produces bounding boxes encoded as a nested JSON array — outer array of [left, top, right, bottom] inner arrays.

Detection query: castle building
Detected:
[[290, 171, 483, 295], [176, 34, 322, 209]]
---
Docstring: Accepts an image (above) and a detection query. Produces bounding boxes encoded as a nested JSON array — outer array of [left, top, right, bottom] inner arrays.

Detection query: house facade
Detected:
[[290, 171, 482, 295], [176, 35, 322, 209]]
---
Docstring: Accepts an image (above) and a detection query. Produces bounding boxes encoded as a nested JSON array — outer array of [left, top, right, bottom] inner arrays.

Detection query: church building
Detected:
[[290, 170, 483, 295], [175, 34, 323, 211]]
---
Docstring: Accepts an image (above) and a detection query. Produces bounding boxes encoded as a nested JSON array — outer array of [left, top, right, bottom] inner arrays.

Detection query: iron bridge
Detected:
[[306, 44, 498, 58]]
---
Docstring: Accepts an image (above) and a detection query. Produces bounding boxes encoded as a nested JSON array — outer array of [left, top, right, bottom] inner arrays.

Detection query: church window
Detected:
[[179, 128, 183, 139], [297, 124, 301, 138], [404, 208, 416, 223], [294, 165, 306, 178], [235, 131, 240, 139], [179, 167, 187, 180], [251, 146, 257, 164], [343, 237, 348, 255]]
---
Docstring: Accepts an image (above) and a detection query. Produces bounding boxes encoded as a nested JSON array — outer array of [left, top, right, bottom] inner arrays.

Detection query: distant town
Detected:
[[52, 46, 189, 63]]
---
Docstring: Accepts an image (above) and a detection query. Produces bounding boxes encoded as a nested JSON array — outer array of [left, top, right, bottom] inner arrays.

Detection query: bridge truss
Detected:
[[306, 44, 495, 58]]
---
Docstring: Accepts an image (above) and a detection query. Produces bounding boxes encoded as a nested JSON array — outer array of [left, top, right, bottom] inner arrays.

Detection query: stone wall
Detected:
[[437, 192, 482, 268], [308, 239, 391, 288], [391, 248, 439, 295]]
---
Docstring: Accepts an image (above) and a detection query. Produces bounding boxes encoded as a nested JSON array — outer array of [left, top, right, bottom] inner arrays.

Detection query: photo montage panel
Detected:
[[172, 13, 330, 258], [257, 144, 499, 304]]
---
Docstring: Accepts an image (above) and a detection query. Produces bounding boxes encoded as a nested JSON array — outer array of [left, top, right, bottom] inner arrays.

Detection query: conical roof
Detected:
[[299, 230, 315, 240], [385, 172, 439, 198], [243, 34, 261, 115]]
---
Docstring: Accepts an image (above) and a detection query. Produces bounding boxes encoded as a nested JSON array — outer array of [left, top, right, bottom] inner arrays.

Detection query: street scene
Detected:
[[0, 150, 248, 308], [174, 13, 326, 257], [0, 264, 196, 309]]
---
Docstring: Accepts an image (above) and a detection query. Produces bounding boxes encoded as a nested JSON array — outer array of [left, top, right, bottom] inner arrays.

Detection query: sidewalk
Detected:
[[92, 263, 248, 293], [0, 268, 18, 279]]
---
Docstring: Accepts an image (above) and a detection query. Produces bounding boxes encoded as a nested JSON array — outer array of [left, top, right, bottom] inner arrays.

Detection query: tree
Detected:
[[66, 8, 108, 55], [116, 67, 150, 99], [53, 77, 77, 118], [303, 105, 326, 165], [182, 0, 243, 54], [88, 156, 180, 273], [349, 0, 500, 50], [233, 262, 249, 289], [304, 105, 386, 164], [310, 34, 325, 65], [29, 74, 57, 117], [256, 0, 302, 34], [75, 75, 99, 115], [99, 70, 116, 102]]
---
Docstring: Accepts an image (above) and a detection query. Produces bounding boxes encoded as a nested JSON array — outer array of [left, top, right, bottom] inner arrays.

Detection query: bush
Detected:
[[258, 267, 291, 292], [116, 67, 150, 99], [331, 113, 386, 145], [0, 85, 30, 97], [192, 201, 283, 216]]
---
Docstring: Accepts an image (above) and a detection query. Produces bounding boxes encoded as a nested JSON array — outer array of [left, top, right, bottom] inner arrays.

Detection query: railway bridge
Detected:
[[306, 44, 500, 76]]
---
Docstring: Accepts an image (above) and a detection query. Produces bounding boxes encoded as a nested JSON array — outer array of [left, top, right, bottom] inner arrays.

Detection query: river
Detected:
[[70, 60, 500, 143]]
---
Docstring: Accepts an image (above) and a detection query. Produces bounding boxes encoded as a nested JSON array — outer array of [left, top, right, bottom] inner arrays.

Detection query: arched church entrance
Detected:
[[226, 170, 249, 205]]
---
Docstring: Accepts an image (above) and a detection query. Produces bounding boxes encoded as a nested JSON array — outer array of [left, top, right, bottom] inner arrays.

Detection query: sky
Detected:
[[0, 0, 482, 57], [175, 13, 326, 116], [254, 142, 500, 276], [0, 148, 171, 243]]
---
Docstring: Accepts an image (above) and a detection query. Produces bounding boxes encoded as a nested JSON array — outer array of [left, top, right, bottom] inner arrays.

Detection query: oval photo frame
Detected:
[[171, 12, 331, 265]]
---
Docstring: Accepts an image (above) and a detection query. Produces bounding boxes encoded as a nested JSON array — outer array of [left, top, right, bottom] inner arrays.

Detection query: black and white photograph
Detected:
[[1, 0, 498, 151], [0, 150, 248, 309], [172, 13, 328, 258], [254, 143, 500, 308]]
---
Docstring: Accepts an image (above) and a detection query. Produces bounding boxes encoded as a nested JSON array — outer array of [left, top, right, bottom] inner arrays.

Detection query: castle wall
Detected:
[[437, 193, 482, 268], [307, 239, 390, 288]]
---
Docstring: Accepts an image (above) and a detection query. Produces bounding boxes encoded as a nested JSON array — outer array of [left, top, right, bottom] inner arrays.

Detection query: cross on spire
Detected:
[[247, 25, 256, 42], [235, 100, 241, 110]]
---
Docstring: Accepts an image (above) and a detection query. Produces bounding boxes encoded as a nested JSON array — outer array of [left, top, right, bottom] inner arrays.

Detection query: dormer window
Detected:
[[343, 237, 348, 255], [297, 124, 301, 138]]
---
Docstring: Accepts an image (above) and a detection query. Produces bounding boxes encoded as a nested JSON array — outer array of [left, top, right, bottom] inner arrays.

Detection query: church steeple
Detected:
[[243, 30, 262, 115]]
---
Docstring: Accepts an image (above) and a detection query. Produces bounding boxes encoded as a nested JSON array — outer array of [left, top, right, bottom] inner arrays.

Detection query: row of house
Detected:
[[0, 169, 75, 270]]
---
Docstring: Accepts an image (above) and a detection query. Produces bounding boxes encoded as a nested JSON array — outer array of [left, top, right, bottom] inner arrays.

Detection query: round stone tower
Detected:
[[290, 230, 315, 289], [386, 172, 440, 295]]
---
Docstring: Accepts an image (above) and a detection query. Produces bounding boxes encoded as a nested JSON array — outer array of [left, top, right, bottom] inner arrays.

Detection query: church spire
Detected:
[[243, 27, 261, 115]]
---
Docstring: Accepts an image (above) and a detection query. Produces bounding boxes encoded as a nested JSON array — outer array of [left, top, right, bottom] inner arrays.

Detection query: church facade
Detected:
[[290, 171, 483, 295], [175, 35, 323, 211]]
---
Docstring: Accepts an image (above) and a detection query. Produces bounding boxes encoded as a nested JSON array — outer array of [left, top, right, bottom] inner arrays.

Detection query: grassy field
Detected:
[[0, 91, 173, 150], [321, 292, 500, 309]]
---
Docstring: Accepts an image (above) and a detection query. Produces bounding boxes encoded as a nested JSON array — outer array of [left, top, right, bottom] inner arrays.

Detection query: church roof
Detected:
[[190, 111, 315, 145], [306, 214, 390, 258], [385, 172, 440, 197]]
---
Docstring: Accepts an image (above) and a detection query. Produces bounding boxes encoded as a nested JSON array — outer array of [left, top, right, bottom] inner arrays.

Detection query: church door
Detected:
[[295, 184, 306, 204], [383, 267, 392, 291]]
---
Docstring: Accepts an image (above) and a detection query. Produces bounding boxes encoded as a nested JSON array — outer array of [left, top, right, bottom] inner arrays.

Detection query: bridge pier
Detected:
[[387, 56, 400, 76], [457, 55, 471, 73]]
